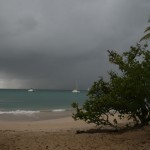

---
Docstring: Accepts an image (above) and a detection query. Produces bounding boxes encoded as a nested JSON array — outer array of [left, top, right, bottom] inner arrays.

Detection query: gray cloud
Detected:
[[0, 0, 149, 89]]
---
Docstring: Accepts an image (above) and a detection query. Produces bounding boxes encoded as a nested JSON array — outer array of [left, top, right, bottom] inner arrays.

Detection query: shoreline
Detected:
[[0, 109, 74, 121], [0, 112, 134, 131], [0, 116, 95, 132]]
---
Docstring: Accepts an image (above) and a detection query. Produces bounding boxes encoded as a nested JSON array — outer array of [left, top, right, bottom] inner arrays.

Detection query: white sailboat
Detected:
[[72, 81, 80, 93], [72, 89, 80, 93], [28, 88, 35, 92]]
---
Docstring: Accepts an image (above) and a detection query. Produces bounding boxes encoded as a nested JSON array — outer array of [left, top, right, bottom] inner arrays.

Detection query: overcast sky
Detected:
[[0, 0, 149, 89]]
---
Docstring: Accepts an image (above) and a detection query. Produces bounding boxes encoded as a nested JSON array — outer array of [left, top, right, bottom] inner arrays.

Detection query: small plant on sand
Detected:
[[72, 42, 150, 129]]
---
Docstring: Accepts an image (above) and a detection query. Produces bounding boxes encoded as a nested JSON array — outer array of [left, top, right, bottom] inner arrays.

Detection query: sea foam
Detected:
[[51, 109, 66, 112], [0, 110, 40, 115]]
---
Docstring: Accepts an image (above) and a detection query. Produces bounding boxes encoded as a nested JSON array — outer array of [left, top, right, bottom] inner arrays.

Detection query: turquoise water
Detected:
[[0, 89, 87, 114]]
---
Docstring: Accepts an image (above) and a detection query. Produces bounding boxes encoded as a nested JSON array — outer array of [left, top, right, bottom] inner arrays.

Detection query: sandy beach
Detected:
[[0, 116, 150, 150]]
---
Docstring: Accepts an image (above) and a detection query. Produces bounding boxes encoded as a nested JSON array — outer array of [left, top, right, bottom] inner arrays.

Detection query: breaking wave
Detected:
[[0, 110, 40, 115]]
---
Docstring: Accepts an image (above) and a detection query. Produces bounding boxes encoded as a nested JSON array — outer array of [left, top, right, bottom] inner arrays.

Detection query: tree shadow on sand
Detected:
[[76, 125, 146, 134]]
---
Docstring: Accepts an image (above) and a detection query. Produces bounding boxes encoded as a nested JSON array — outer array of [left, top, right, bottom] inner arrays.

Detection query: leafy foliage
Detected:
[[72, 43, 150, 129], [140, 20, 150, 42]]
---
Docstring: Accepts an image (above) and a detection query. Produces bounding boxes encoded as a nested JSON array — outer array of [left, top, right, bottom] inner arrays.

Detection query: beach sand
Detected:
[[0, 116, 150, 150]]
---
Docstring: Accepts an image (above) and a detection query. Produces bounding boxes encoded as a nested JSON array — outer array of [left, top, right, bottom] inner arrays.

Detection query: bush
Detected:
[[72, 43, 150, 129]]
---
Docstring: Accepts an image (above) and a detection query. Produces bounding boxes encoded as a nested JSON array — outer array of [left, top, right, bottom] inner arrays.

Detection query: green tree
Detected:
[[140, 18, 150, 41], [72, 43, 150, 129], [140, 26, 150, 41]]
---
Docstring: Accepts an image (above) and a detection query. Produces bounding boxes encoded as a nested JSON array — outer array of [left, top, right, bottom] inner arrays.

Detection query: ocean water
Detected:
[[0, 89, 87, 120]]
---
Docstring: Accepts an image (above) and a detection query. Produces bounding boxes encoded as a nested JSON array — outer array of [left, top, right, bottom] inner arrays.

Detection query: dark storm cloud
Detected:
[[0, 0, 149, 89]]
